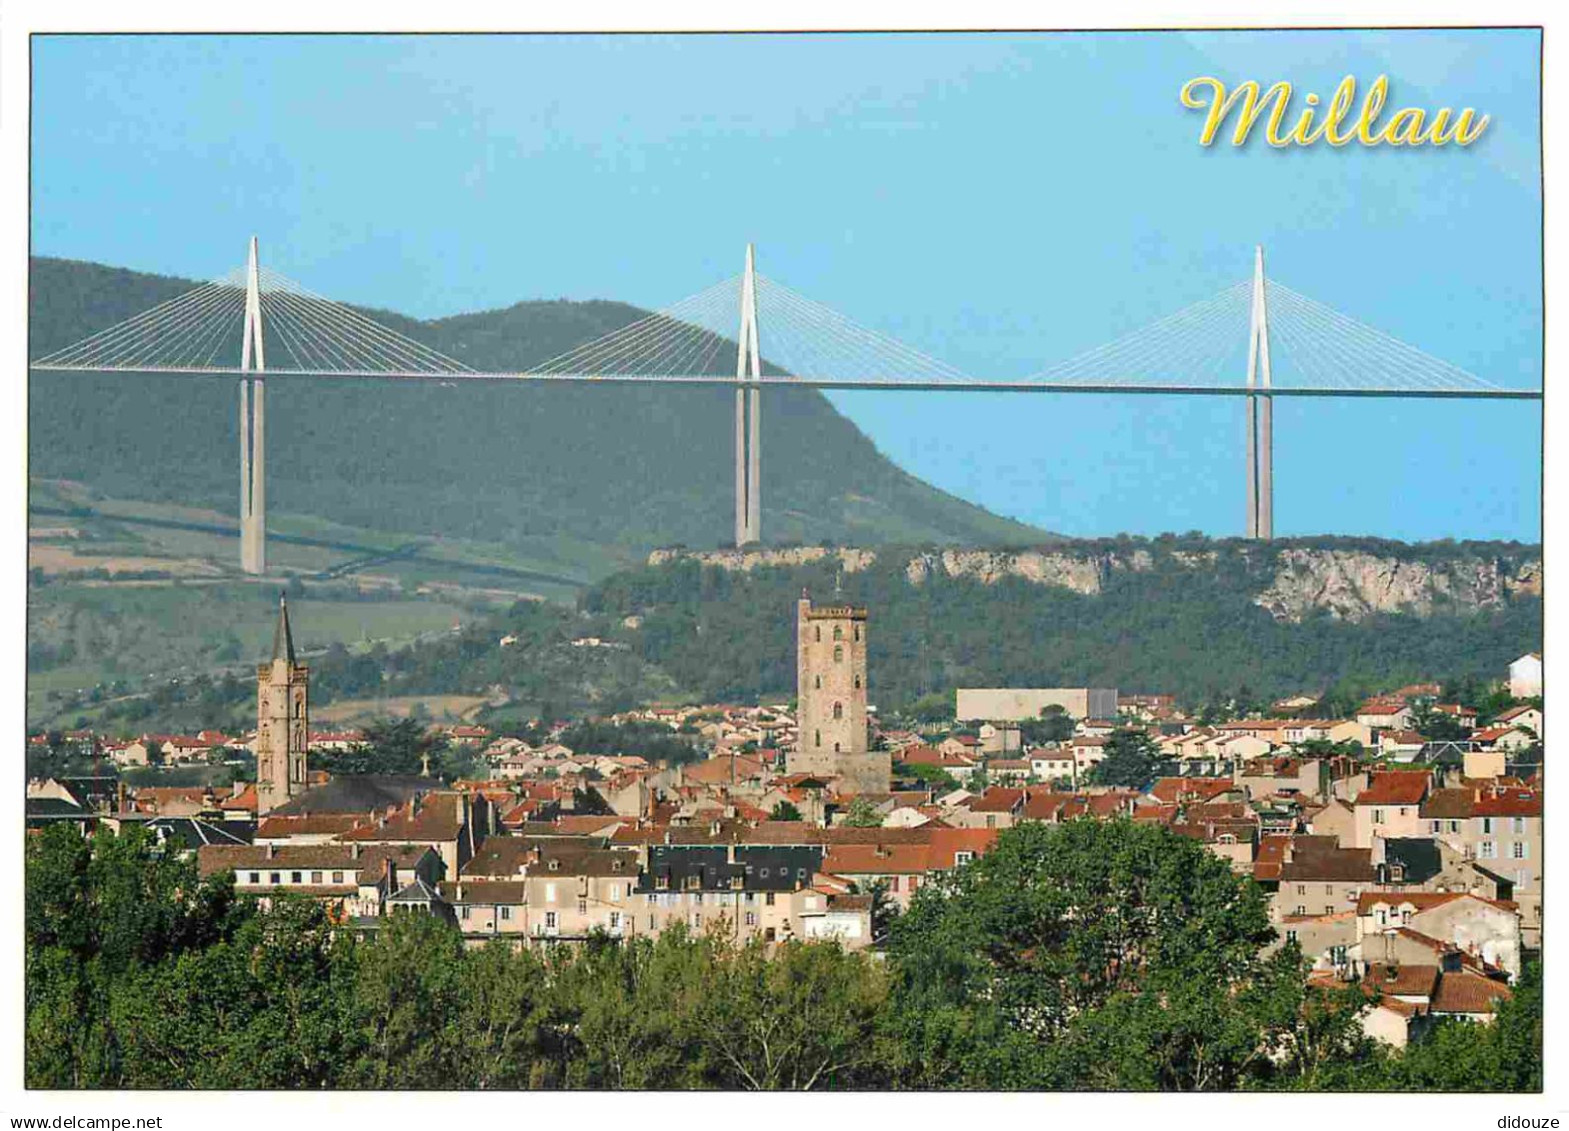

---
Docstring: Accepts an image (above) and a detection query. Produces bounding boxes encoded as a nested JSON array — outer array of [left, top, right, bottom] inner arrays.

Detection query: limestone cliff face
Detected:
[[1254, 549, 1543, 624], [647, 544, 1541, 622], [647, 546, 878, 573], [902, 549, 1114, 594]]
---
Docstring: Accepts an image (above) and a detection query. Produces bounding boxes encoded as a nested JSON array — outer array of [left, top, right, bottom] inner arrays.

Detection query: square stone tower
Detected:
[[255, 595, 309, 815], [792, 591, 889, 793]]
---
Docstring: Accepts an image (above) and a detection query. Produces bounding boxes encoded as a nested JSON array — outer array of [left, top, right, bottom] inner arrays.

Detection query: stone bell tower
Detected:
[[791, 589, 889, 793], [255, 594, 309, 815]]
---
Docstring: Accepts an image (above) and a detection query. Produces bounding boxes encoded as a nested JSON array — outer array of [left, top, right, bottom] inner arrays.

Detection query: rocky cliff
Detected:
[[649, 543, 1542, 623]]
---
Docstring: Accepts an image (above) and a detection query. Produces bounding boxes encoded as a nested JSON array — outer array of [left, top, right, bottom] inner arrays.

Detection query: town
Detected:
[[26, 590, 1543, 1063]]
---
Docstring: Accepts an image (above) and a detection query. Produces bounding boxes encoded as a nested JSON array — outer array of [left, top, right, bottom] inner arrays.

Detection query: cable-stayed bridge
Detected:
[[31, 238, 1541, 573]]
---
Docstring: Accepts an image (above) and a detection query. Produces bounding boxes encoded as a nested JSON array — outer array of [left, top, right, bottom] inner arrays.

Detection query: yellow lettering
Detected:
[[1423, 107, 1457, 146], [1453, 109, 1491, 145], [1322, 76, 1358, 146], [1181, 77, 1290, 147], [1288, 92, 1325, 146], [1356, 75, 1390, 145], [1382, 107, 1427, 147], [1179, 72, 1491, 151]]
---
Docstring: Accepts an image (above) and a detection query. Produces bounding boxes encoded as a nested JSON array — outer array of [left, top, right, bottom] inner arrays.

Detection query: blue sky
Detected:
[[31, 30, 1542, 542]]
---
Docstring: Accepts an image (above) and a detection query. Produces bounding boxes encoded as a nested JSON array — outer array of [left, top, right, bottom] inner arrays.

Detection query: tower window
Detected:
[[833, 702, 843, 720], [833, 742, 841, 753], [833, 625, 843, 641], [854, 625, 860, 641], [815, 730, 821, 748], [854, 675, 861, 689], [814, 626, 821, 642], [814, 675, 821, 689], [833, 646, 843, 662]]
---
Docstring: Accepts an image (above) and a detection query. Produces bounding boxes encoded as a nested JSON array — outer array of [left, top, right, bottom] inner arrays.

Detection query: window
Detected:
[[1294, 905, 1307, 916], [745, 892, 755, 904], [647, 892, 657, 904], [1285, 929, 1298, 944], [766, 893, 776, 907], [854, 625, 860, 641], [546, 882, 558, 902], [745, 912, 757, 926], [460, 906, 471, 920], [833, 625, 843, 641], [270, 872, 281, 885], [248, 872, 260, 884], [814, 626, 821, 642], [1372, 808, 1385, 825], [890, 876, 901, 893], [833, 646, 843, 662], [955, 851, 974, 866], [1401, 909, 1412, 925], [834, 742, 841, 753], [545, 911, 557, 929], [854, 675, 861, 689], [332, 871, 344, 884], [311, 871, 323, 884], [1430, 820, 1441, 835], [693, 913, 702, 927], [815, 730, 821, 748], [693, 892, 703, 905], [1512, 817, 1527, 834], [814, 675, 821, 689], [610, 912, 621, 930], [1325, 905, 1335, 915], [1324, 884, 1334, 895], [291, 872, 302, 884], [499, 906, 512, 921], [576, 898, 587, 915], [1375, 908, 1386, 926], [1479, 841, 1497, 859], [833, 702, 843, 720], [1512, 842, 1529, 860], [1481, 817, 1494, 834], [649, 914, 656, 930], [1297, 885, 1306, 896]]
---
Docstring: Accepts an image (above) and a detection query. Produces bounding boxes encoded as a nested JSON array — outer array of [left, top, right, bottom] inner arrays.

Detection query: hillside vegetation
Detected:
[[29, 256, 1046, 560], [42, 534, 1541, 735]]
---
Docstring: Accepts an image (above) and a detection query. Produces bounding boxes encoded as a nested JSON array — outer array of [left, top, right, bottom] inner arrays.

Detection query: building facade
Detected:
[[791, 594, 889, 793], [255, 596, 309, 816]]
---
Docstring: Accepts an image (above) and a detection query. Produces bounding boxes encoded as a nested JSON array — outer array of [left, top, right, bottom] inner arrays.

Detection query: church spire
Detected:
[[272, 592, 296, 664]]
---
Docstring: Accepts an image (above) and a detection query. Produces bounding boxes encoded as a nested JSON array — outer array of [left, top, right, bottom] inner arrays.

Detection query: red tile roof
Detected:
[[1356, 771, 1430, 807]]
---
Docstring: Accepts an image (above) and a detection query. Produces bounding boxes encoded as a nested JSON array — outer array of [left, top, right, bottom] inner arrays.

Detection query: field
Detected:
[[25, 478, 605, 730], [312, 694, 494, 726]]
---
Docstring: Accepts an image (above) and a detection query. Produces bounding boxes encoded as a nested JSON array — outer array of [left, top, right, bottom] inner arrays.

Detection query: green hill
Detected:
[[28, 256, 1047, 564]]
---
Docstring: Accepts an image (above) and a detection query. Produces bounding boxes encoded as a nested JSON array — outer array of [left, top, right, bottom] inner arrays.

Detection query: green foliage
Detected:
[[1020, 705, 1075, 745], [841, 798, 885, 828], [581, 549, 1541, 709], [314, 716, 446, 776], [29, 257, 1040, 561], [26, 822, 1540, 1091], [770, 800, 804, 822], [559, 719, 702, 767], [1087, 728, 1161, 789]]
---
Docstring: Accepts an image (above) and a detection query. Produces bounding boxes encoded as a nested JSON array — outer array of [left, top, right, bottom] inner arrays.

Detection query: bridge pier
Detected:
[[734, 244, 763, 546], [1245, 245, 1274, 540], [239, 236, 267, 574]]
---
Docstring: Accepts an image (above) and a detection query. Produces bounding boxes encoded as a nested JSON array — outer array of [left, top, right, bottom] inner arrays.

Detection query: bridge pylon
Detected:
[[239, 235, 267, 574], [1245, 244, 1274, 540], [734, 244, 763, 546]]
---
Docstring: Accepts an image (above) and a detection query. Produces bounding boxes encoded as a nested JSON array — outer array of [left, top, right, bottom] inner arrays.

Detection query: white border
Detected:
[[1, 3, 1558, 1127]]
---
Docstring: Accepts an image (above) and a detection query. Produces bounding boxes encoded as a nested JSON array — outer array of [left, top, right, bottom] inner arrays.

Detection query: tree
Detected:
[[1088, 728, 1161, 790], [841, 798, 884, 828], [885, 819, 1281, 1088], [770, 800, 803, 822], [319, 716, 445, 776], [1020, 705, 1074, 745], [700, 940, 892, 1089], [1408, 698, 1467, 742]]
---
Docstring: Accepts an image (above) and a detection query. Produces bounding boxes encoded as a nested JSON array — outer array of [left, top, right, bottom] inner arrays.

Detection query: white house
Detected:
[[1509, 653, 1542, 699]]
